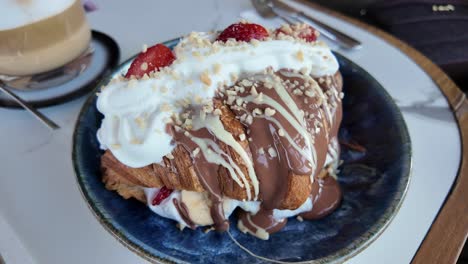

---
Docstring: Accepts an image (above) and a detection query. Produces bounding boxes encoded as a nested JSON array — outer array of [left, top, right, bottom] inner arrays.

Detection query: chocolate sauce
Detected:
[[166, 70, 343, 235], [173, 198, 197, 229], [172, 127, 230, 231], [300, 176, 341, 220]]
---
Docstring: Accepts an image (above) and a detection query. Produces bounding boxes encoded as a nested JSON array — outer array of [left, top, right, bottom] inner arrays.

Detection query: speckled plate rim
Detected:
[[72, 37, 412, 264]]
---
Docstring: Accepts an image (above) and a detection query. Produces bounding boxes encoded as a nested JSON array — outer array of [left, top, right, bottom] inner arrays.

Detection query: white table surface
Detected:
[[0, 1, 461, 263]]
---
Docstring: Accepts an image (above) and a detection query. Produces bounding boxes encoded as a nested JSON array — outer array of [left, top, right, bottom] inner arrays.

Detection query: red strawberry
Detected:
[[125, 44, 175, 78], [151, 186, 173, 205], [216, 22, 268, 42], [275, 24, 318, 42]]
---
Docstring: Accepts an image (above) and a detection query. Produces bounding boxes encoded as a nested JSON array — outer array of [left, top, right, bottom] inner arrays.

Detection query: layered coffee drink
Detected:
[[0, 0, 91, 76]]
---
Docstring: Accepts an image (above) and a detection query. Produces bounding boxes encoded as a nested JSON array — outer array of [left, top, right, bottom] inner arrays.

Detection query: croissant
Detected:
[[97, 22, 343, 239]]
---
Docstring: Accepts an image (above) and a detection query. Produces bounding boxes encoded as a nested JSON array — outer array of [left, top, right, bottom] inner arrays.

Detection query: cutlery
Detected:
[[251, 0, 362, 50], [0, 82, 60, 130]]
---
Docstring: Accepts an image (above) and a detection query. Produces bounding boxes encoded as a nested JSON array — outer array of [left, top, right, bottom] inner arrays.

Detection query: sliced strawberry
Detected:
[[151, 186, 173, 205], [216, 22, 268, 42], [125, 44, 175, 78], [275, 24, 318, 42]]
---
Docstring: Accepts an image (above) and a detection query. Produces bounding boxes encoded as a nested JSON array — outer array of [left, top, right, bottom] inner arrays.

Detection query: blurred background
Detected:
[[313, 0, 468, 92]]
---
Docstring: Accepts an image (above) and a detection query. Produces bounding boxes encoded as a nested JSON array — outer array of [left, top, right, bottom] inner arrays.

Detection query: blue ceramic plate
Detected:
[[73, 38, 411, 264]]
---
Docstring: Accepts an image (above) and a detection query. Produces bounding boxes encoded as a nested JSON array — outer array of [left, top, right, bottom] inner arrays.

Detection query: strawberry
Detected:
[[125, 44, 175, 78], [216, 22, 268, 42], [151, 186, 173, 206], [276, 24, 318, 42]]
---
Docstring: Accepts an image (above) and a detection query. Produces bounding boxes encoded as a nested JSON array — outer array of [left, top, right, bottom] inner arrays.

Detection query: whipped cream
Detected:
[[97, 32, 339, 168]]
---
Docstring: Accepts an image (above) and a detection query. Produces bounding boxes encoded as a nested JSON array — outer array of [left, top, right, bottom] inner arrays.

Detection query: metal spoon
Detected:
[[251, 0, 362, 50], [251, 0, 298, 24], [0, 82, 60, 130]]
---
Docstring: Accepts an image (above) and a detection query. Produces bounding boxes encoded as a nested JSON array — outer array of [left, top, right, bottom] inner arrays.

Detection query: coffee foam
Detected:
[[0, 0, 75, 30]]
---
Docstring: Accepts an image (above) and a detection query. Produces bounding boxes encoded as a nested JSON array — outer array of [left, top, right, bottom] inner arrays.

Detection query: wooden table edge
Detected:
[[294, 1, 468, 263]]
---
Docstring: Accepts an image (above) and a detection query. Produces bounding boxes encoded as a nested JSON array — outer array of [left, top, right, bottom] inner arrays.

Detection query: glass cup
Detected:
[[0, 0, 91, 77]]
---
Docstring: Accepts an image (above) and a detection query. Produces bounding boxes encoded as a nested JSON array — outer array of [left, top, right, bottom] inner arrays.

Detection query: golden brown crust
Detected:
[[215, 101, 254, 201], [279, 173, 312, 209], [102, 168, 146, 203], [152, 145, 205, 192], [101, 151, 161, 187]]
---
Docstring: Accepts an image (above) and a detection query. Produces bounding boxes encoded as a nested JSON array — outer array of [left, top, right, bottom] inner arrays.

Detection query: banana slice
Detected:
[[180, 190, 214, 226]]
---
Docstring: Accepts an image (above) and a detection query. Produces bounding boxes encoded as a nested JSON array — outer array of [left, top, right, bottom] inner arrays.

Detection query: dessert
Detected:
[[0, 0, 90, 75], [97, 22, 343, 240]]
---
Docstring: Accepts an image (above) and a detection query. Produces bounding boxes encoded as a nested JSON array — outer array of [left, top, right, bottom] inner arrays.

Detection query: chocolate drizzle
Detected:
[[172, 126, 230, 231], [300, 176, 341, 220], [165, 69, 343, 236], [173, 198, 197, 229]]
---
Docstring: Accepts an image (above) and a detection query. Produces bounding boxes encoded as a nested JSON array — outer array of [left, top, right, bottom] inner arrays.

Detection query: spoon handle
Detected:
[[0, 83, 60, 130], [296, 11, 362, 50]]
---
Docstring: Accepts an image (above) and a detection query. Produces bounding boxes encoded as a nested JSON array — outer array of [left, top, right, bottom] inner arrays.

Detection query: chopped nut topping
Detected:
[[245, 115, 253, 125], [135, 117, 146, 128], [110, 144, 121, 149], [226, 90, 237, 96], [200, 71, 212, 86], [194, 95, 203, 104], [192, 147, 200, 157], [258, 148, 265, 155], [142, 44, 148, 53], [213, 63, 222, 74], [265, 107, 276, 116], [128, 79, 138, 88], [250, 39, 260, 46], [305, 90, 315, 97], [230, 73, 238, 82], [253, 108, 262, 116], [227, 95, 236, 105], [239, 134, 246, 141], [140, 62, 148, 71], [251, 86, 258, 96], [160, 103, 172, 112], [166, 153, 174, 159], [255, 92, 264, 103], [130, 138, 142, 145], [268, 147, 277, 158], [241, 79, 252, 87], [295, 50, 304, 61], [293, 89, 303, 95], [278, 129, 285, 137]]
